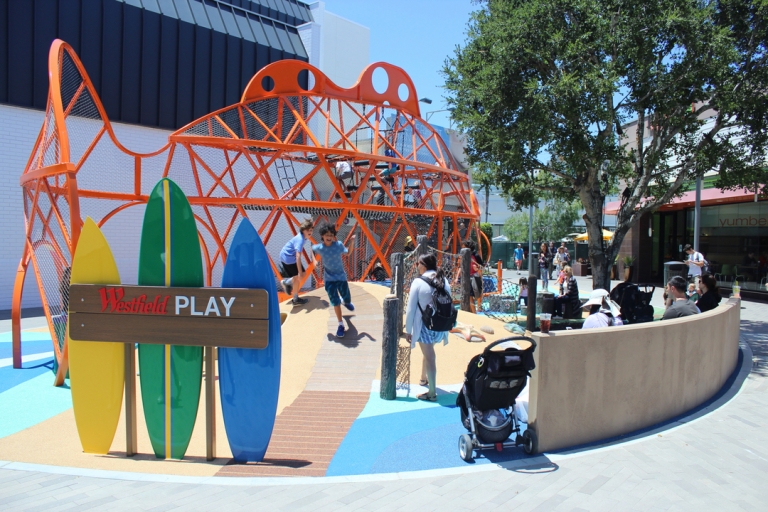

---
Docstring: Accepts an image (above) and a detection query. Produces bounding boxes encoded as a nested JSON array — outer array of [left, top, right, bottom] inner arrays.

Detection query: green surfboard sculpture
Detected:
[[138, 178, 203, 459]]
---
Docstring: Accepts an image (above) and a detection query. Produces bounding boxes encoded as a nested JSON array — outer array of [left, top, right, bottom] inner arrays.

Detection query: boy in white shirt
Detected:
[[683, 244, 705, 288]]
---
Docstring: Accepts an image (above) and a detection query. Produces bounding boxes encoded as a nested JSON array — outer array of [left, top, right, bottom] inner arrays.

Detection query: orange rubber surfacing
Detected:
[[14, 40, 481, 383]]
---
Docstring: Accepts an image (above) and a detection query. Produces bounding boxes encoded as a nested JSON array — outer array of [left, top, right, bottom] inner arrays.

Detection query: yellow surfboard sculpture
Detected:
[[68, 217, 124, 454]]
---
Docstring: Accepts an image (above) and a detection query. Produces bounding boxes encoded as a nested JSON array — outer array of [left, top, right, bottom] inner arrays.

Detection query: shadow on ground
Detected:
[[326, 316, 376, 348], [741, 320, 768, 377]]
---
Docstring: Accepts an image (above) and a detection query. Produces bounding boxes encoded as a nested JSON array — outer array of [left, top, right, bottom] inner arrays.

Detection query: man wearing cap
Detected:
[[514, 244, 524, 274], [582, 289, 623, 328], [662, 275, 700, 320]]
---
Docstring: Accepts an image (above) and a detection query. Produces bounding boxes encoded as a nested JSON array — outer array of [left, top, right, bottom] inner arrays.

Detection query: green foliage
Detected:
[[470, 222, 495, 261], [480, 222, 494, 259], [621, 255, 636, 267], [472, 164, 497, 223], [503, 201, 581, 243], [444, 0, 768, 288]]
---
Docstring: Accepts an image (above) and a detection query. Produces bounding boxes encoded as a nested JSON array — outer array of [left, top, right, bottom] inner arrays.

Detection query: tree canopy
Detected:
[[503, 201, 581, 243], [444, 0, 768, 289]]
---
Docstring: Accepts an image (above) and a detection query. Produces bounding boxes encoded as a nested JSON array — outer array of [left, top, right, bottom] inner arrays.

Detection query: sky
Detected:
[[319, 0, 476, 129]]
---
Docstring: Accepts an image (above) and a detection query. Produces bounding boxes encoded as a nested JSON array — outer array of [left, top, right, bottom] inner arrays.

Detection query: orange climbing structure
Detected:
[[14, 40, 480, 384]]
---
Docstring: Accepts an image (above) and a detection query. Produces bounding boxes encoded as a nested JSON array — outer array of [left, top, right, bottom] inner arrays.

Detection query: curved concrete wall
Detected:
[[527, 298, 741, 453]]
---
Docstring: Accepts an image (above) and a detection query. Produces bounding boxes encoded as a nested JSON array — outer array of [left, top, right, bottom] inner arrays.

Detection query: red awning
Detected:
[[604, 187, 759, 215]]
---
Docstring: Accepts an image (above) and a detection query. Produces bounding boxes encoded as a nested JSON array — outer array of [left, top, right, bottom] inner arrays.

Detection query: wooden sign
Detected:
[[69, 284, 270, 349]]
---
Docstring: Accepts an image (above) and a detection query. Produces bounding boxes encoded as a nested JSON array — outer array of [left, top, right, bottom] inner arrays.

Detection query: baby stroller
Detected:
[[456, 336, 537, 462], [610, 282, 655, 324]]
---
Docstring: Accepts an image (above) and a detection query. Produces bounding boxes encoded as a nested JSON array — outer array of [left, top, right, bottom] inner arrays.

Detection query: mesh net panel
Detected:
[[30, 105, 62, 171], [139, 150, 171, 196], [217, 108, 245, 139], [75, 134, 136, 195], [244, 99, 280, 142], [480, 278, 522, 324]]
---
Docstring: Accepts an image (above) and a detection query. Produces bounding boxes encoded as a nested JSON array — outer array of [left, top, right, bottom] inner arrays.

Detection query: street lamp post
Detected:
[[425, 108, 456, 128]]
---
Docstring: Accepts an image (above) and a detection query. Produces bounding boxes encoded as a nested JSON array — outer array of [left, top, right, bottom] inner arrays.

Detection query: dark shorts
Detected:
[[325, 280, 351, 307], [281, 262, 299, 278], [471, 275, 483, 298]]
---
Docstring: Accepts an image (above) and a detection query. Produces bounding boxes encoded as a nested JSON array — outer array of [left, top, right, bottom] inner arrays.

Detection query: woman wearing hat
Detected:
[[582, 289, 624, 328]]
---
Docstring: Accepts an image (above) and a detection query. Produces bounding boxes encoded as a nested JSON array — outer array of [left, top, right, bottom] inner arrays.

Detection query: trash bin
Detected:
[[529, 252, 540, 278], [536, 291, 555, 315], [663, 261, 688, 284]]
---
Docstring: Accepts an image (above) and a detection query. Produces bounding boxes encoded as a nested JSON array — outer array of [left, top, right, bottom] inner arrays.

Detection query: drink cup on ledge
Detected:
[[540, 313, 551, 334]]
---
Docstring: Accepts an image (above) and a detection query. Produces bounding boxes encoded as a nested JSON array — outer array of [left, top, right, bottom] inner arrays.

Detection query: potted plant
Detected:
[[621, 255, 636, 282]]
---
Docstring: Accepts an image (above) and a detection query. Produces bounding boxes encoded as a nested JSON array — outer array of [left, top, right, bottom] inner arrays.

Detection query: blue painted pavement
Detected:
[[327, 388, 529, 476]]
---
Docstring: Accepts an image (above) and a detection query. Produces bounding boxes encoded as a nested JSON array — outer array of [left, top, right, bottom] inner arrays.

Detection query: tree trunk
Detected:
[[460, 248, 472, 312], [380, 294, 399, 400], [580, 188, 609, 291], [484, 184, 490, 223], [580, 187, 633, 293]]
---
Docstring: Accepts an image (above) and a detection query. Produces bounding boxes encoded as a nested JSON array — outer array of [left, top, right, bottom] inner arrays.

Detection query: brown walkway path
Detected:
[[217, 283, 383, 477]]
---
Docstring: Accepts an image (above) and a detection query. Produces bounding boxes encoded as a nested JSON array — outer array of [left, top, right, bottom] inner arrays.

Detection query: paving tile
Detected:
[[577, 475, 610, 495]]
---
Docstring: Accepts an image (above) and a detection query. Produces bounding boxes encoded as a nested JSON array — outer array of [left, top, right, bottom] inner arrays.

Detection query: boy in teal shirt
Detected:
[[312, 223, 355, 337]]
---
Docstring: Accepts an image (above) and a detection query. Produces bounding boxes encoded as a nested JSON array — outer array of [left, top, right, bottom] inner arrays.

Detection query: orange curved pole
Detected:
[[11, 244, 30, 369]]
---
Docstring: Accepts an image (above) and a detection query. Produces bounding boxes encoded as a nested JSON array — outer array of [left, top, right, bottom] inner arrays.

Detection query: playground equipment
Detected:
[[14, 40, 480, 383]]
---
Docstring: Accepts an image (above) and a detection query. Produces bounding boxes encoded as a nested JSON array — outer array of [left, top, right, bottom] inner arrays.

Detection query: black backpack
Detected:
[[417, 276, 458, 332]]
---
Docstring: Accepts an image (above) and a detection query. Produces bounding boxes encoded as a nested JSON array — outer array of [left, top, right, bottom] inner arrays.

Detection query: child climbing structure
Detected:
[[14, 40, 480, 384]]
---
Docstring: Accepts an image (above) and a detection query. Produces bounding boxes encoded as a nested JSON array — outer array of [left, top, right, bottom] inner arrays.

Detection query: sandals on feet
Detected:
[[419, 379, 429, 387], [417, 392, 437, 402]]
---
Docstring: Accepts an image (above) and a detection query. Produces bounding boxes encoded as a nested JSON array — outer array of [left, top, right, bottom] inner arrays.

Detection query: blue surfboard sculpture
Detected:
[[219, 218, 282, 462]]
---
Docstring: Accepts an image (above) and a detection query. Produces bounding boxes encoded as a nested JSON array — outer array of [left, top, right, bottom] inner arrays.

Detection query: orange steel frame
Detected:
[[14, 40, 480, 384]]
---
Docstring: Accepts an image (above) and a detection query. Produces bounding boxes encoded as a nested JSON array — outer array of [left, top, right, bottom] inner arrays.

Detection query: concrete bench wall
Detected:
[[527, 298, 741, 453]]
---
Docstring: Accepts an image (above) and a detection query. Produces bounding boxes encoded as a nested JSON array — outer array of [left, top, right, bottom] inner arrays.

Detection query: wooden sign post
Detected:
[[68, 284, 271, 460]]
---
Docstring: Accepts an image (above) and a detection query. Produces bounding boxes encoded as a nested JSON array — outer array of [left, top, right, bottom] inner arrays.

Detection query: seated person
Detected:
[[743, 251, 758, 267], [553, 266, 579, 318], [662, 275, 700, 319], [335, 160, 353, 180], [581, 289, 623, 328], [742, 251, 759, 280], [335, 160, 355, 193], [369, 262, 388, 282], [696, 273, 721, 313], [380, 147, 397, 178], [686, 282, 699, 302]]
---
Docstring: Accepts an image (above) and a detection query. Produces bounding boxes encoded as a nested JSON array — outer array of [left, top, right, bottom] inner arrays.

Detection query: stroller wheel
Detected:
[[459, 434, 474, 462], [522, 429, 537, 455]]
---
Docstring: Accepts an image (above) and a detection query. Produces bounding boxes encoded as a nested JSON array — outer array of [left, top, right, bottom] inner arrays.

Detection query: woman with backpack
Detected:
[[405, 253, 453, 402]]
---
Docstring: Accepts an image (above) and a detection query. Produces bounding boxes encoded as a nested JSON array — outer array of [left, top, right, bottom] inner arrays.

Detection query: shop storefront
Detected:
[[647, 201, 767, 296]]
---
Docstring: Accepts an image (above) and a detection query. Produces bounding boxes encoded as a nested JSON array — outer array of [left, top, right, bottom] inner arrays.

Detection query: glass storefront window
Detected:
[[696, 202, 767, 293]]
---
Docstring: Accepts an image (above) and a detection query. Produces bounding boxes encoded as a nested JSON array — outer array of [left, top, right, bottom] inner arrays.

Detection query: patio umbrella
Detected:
[[572, 229, 614, 242]]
